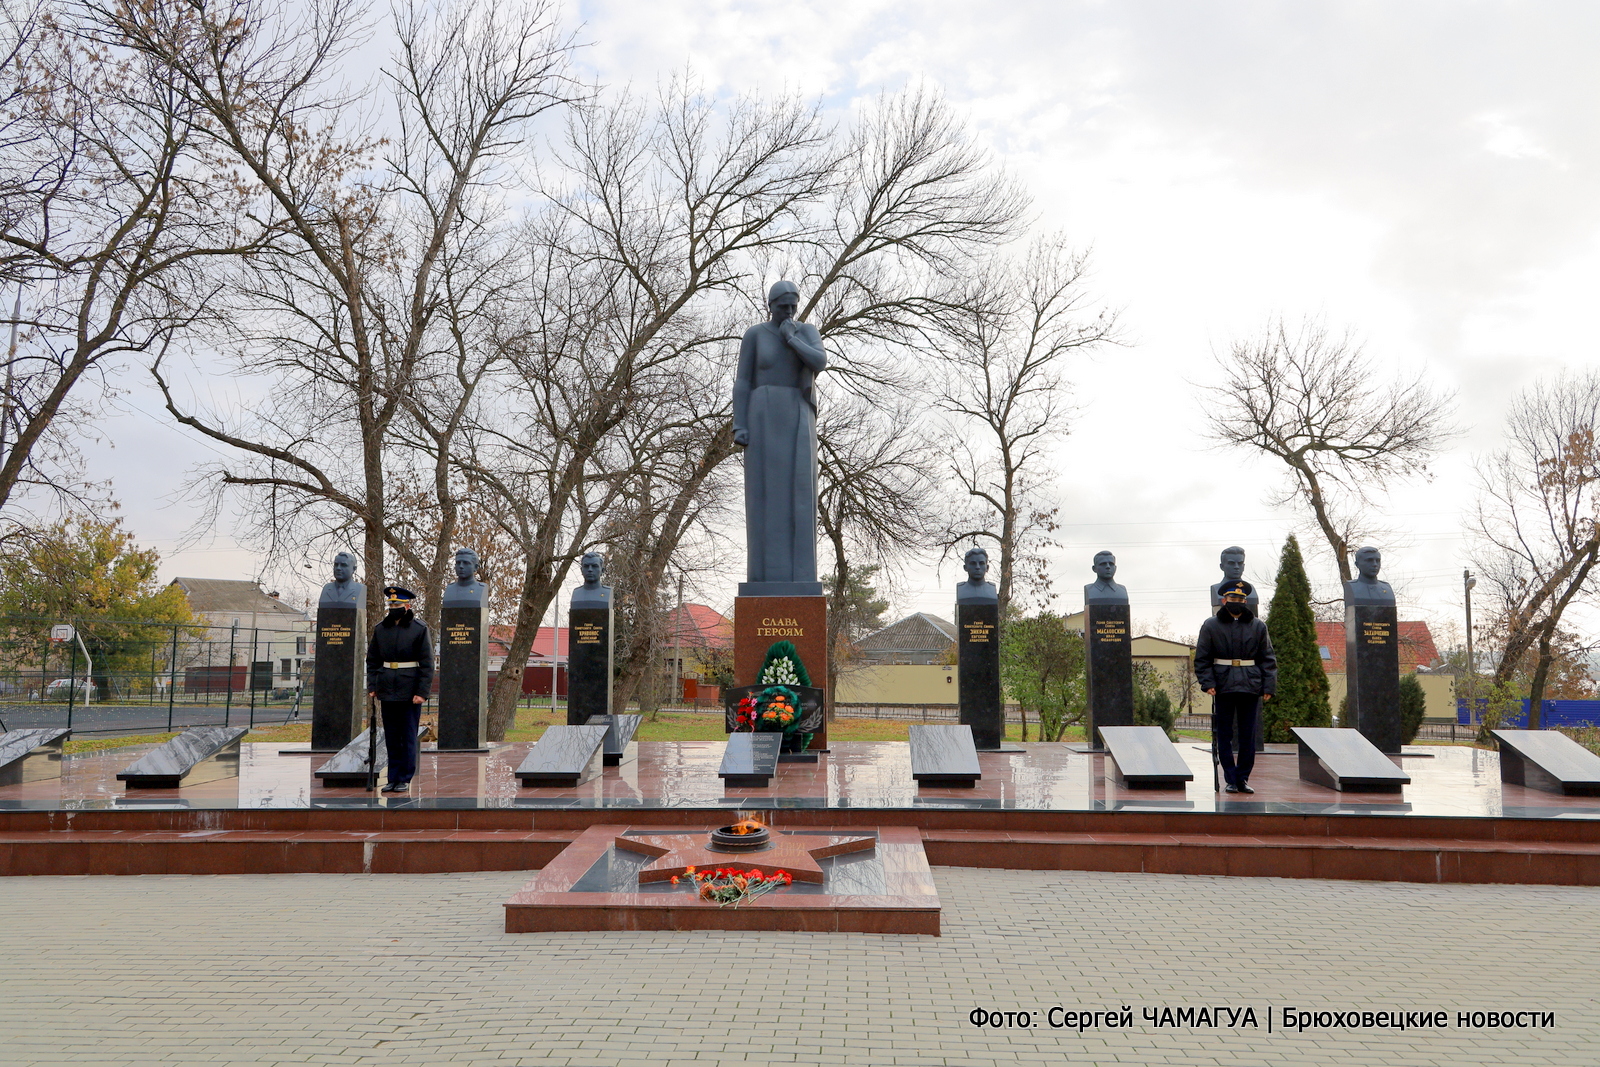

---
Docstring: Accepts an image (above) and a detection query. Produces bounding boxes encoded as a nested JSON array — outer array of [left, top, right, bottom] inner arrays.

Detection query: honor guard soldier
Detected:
[[366, 586, 434, 793], [1195, 579, 1276, 794]]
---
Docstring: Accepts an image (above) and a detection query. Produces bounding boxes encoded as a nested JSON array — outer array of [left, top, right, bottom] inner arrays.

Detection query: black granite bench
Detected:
[[116, 726, 248, 789], [1493, 730, 1600, 796], [908, 724, 981, 788], [515, 724, 609, 787], [586, 714, 641, 766], [719, 731, 782, 788], [1292, 727, 1411, 793], [313, 724, 427, 786], [0, 727, 70, 786], [1099, 726, 1194, 789]]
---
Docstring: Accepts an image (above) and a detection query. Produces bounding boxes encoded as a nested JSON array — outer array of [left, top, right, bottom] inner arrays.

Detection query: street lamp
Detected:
[[1463, 570, 1477, 726]]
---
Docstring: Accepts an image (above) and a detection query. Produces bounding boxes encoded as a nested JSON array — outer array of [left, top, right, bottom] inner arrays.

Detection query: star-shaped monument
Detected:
[[614, 830, 875, 884]]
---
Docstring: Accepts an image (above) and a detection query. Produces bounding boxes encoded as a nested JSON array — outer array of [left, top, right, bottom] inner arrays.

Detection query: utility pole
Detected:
[[671, 573, 685, 710], [1463, 569, 1477, 726]]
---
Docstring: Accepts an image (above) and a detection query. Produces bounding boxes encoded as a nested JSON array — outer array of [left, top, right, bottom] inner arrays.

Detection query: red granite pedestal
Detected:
[[734, 595, 828, 748]]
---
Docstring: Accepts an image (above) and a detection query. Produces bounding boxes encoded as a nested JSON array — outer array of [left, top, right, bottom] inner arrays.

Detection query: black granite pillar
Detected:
[[311, 602, 365, 751], [437, 604, 488, 749], [567, 606, 613, 726], [1346, 602, 1402, 754], [957, 602, 1003, 750], [1085, 602, 1134, 745]]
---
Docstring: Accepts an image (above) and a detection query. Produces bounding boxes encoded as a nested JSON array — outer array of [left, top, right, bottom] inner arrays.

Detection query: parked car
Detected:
[[43, 678, 97, 701]]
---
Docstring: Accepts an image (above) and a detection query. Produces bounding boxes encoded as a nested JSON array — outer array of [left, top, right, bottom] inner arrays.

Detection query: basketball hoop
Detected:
[[49, 623, 73, 644]]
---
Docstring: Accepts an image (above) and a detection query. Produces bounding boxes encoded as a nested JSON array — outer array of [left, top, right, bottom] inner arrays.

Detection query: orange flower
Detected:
[[685, 866, 696, 874], [670, 876, 680, 884]]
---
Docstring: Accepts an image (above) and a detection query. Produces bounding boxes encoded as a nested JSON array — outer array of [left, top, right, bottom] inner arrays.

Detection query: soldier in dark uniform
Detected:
[[1195, 579, 1276, 794], [366, 586, 434, 793]]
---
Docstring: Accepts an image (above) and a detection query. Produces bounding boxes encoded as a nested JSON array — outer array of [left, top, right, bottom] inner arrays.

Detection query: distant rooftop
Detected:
[[1316, 620, 1440, 673], [858, 613, 958, 655], [170, 578, 308, 620]]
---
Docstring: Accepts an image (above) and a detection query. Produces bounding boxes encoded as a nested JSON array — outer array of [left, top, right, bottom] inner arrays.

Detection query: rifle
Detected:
[[1210, 694, 1220, 794], [366, 693, 380, 795]]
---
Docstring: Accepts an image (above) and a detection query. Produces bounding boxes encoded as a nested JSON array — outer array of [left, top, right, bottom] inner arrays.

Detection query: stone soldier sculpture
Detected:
[[1084, 551, 1133, 743], [955, 547, 1004, 750], [1209, 546, 1260, 611], [1344, 546, 1401, 753], [365, 586, 434, 793], [437, 548, 489, 750], [732, 279, 827, 597], [568, 551, 615, 724], [311, 552, 366, 751]]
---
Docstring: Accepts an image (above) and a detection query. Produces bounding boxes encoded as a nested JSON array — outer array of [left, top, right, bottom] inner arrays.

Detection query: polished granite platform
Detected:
[[3, 739, 1597, 821]]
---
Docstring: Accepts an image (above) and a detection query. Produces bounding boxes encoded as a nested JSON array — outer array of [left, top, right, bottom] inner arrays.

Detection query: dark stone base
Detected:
[[957, 602, 1002, 750]]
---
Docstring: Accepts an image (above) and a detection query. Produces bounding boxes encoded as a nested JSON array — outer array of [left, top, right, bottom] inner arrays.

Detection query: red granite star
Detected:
[[614, 830, 875, 885]]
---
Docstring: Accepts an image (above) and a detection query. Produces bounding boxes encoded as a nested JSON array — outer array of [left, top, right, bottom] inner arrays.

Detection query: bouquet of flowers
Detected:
[[671, 865, 795, 907]]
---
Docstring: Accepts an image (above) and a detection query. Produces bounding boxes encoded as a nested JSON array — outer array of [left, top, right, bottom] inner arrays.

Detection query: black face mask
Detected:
[[1224, 602, 1246, 616]]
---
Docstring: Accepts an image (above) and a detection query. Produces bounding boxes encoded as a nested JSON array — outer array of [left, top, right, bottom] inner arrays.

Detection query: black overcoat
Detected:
[[365, 615, 435, 702], [1194, 607, 1278, 697]]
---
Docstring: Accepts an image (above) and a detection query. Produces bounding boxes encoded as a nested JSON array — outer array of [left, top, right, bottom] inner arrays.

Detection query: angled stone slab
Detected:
[[515, 724, 608, 787], [719, 731, 782, 788], [909, 724, 981, 788], [116, 726, 247, 789], [586, 714, 641, 766], [1292, 727, 1411, 793], [0, 727, 70, 786], [1099, 726, 1194, 789], [313, 725, 426, 787], [1493, 730, 1600, 796]]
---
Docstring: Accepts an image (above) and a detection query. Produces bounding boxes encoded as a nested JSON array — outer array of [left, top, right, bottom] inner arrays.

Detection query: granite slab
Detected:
[[313, 725, 427, 786], [0, 728, 70, 787], [1493, 730, 1600, 796], [514, 724, 608, 787], [1293, 727, 1411, 793], [116, 726, 248, 789], [908, 725, 981, 787], [1099, 726, 1194, 788], [586, 714, 641, 766], [718, 732, 782, 788]]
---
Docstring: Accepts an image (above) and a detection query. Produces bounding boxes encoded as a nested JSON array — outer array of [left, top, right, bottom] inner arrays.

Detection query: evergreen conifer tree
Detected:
[[1264, 534, 1332, 741]]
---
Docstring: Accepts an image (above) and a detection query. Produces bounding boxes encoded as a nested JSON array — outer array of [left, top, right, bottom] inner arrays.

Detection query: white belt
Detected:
[[382, 661, 420, 668], [1218, 659, 1255, 667]]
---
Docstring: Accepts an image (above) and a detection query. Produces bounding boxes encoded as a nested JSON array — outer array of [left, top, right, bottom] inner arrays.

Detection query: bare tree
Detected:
[[1204, 317, 1455, 587], [0, 3, 264, 521], [113, 0, 574, 620], [1472, 371, 1600, 726], [938, 236, 1120, 617]]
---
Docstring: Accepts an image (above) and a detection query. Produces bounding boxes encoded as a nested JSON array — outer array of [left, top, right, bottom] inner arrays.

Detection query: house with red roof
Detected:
[[1315, 620, 1453, 719]]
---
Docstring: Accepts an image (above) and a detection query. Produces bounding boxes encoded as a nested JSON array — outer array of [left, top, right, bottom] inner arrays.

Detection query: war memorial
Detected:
[[0, 282, 1596, 946]]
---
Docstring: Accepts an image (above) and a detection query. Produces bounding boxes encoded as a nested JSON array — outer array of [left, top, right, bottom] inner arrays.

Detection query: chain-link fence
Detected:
[[0, 615, 314, 735]]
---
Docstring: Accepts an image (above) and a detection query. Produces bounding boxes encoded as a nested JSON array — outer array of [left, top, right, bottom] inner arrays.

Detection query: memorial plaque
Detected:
[[1345, 603, 1401, 754], [1292, 727, 1410, 792], [117, 726, 248, 789], [437, 604, 488, 749], [514, 724, 608, 787], [719, 731, 782, 788], [311, 601, 365, 751], [908, 724, 981, 787], [0, 727, 69, 786], [1085, 602, 1134, 743], [567, 606, 614, 726], [1099, 726, 1193, 788], [1493, 729, 1600, 796], [586, 713, 641, 766], [957, 601, 1003, 750]]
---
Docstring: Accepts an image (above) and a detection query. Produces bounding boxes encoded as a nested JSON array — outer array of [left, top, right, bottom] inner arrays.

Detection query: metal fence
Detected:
[[0, 615, 313, 735]]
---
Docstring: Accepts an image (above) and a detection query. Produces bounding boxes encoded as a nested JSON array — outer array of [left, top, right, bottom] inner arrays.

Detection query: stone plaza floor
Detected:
[[2, 867, 1596, 1066]]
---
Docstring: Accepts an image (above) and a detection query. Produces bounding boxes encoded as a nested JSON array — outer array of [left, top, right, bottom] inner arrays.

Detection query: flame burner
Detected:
[[709, 823, 771, 851]]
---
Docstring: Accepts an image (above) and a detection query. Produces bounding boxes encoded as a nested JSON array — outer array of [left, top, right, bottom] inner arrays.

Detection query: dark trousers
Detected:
[[1213, 692, 1259, 786], [380, 701, 421, 784]]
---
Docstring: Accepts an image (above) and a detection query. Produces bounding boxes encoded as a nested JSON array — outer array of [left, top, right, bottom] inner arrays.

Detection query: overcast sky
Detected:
[[96, 0, 1600, 642]]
